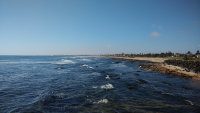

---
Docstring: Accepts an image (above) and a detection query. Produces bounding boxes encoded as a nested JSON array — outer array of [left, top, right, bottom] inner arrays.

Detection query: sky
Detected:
[[0, 0, 200, 55]]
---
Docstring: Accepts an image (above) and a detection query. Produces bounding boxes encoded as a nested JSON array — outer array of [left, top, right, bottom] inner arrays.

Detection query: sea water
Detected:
[[0, 55, 200, 112]]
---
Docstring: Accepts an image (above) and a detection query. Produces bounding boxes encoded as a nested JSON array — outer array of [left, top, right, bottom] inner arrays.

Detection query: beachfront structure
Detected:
[[196, 55, 200, 58], [115, 53, 131, 57]]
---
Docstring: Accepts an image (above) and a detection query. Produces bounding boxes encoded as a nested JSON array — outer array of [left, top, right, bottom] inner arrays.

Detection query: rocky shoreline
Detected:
[[139, 63, 193, 79], [107, 56, 200, 81]]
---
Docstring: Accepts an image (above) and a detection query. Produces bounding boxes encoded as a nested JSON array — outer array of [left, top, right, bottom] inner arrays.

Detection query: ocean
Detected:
[[0, 55, 200, 113]]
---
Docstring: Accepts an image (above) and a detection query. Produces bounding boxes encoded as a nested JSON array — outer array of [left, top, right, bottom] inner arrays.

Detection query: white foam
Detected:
[[79, 59, 91, 61], [185, 100, 194, 105], [52, 59, 75, 64], [161, 91, 173, 96], [101, 83, 114, 89], [81, 64, 94, 69], [82, 64, 88, 67], [88, 66, 94, 69], [105, 75, 110, 79], [93, 99, 108, 104]]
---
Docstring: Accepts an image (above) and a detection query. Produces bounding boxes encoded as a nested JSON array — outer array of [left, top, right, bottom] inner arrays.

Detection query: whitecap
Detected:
[[81, 64, 94, 69], [88, 66, 94, 69], [82, 64, 88, 67], [161, 91, 173, 96], [105, 75, 110, 79], [185, 99, 194, 105], [52, 59, 75, 64], [93, 99, 108, 104], [101, 83, 114, 89], [79, 59, 91, 61]]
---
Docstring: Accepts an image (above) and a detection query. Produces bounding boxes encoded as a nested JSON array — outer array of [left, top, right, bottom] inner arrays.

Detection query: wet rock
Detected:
[[135, 74, 140, 75], [127, 86, 134, 89], [136, 71, 141, 72], [116, 62, 119, 63], [182, 86, 190, 90], [127, 83, 138, 89], [96, 66, 98, 67], [101, 71, 105, 73], [113, 74, 118, 77], [122, 73, 126, 75], [138, 79, 148, 83], [185, 69, 190, 72], [162, 82, 171, 85], [116, 77, 120, 79], [127, 83, 138, 86]]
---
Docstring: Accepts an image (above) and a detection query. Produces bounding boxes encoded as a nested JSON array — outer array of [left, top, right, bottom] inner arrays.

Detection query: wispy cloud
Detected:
[[151, 24, 155, 27], [150, 31, 160, 37], [158, 26, 163, 29]]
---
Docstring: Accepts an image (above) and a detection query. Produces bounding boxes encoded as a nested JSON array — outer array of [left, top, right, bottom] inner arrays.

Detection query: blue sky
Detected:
[[0, 0, 200, 55]]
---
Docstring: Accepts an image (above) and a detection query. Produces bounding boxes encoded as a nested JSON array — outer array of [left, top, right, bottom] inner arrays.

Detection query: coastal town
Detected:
[[101, 50, 200, 59]]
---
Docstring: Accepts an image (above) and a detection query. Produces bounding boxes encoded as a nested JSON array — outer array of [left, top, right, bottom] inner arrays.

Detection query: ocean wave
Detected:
[[52, 59, 75, 64], [185, 99, 194, 105], [100, 83, 114, 89], [105, 75, 110, 79], [93, 99, 108, 104], [81, 64, 94, 69], [78, 59, 91, 61]]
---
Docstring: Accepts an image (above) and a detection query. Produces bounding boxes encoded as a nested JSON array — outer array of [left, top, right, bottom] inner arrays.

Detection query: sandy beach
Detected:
[[90, 56, 200, 81]]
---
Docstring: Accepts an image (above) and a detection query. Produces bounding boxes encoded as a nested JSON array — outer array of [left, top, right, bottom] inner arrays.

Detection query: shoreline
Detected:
[[90, 56, 200, 81]]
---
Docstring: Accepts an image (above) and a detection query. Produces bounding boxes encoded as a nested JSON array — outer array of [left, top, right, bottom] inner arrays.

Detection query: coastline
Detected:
[[90, 56, 200, 81]]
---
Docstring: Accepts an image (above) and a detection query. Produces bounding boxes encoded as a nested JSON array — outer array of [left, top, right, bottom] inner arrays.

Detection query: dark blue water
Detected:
[[0, 56, 200, 113]]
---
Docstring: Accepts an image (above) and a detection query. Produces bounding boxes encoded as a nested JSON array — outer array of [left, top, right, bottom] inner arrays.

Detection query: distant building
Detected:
[[196, 54, 200, 58], [174, 53, 180, 57], [186, 53, 193, 57]]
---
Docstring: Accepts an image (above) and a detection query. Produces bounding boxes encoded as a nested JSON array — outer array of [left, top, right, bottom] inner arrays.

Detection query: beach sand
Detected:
[[90, 56, 200, 81]]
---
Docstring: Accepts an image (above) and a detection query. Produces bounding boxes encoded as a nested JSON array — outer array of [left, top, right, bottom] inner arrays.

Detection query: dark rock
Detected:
[[162, 82, 171, 85], [135, 74, 140, 75], [122, 73, 126, 75], [185, 69, 190, 72], [182, 86, 190, 90], [96, 66, 98, 67], [127, 86, 134, 89], [136, 71, 141, 72], [113, 74, 118, 77], [127, 83, 138, 86], [116, 77, 120, 79], [138, 79, 148, 83], [127, 83, 138, 89]]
